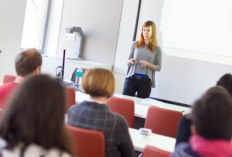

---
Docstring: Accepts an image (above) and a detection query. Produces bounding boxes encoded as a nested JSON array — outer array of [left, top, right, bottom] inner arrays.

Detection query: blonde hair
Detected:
[[81, 68, 115, 98], [136, 21, 157, 52]]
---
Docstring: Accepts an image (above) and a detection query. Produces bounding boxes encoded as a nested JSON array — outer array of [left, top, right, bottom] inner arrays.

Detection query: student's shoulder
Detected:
[[0, 82, 17, 93], [0, 82, 11, 90], [0, 138, 7, 148], [113, 113, 128, 127], [114, 113, 124, 120], [180, 114, 191, 124], [172, 142, 201, 157], [68, 102, 84, 114], [0, 141, 73, 157], [26, 144, 73, 157], [46, 148, 73, 157]]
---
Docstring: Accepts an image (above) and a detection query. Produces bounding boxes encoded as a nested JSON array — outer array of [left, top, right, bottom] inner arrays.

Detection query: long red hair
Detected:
[[136, 21, 157, 52]]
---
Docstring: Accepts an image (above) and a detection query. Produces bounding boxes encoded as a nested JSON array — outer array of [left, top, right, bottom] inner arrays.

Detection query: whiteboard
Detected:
[[161, 0, 232, 57], [113, 0, 139, 75]]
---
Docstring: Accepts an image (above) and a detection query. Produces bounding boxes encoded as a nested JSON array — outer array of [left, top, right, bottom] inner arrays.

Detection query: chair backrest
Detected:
[[143, 145, 171, 157], [145, 106, 182, 138], [66, 87, 76, 111], [107, 97, 134, 128], [66, 125, 105, 157], [3, 74, 16, 84]]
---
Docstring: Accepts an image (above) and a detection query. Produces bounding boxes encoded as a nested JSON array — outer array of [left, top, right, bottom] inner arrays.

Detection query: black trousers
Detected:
[[122, 76, 151, 99]]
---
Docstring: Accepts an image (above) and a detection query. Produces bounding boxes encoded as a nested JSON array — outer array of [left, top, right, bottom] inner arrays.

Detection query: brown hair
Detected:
[[15, 48, 42, 76], [216, 73, 232, 96], [0, 75, 72, 154], [136, 20, 157, 52], [81, 68, 115, 98], [191, 86, 232, 140]]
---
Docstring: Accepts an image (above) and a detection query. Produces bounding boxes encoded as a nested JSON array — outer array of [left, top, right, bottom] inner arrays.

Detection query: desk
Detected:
[[129, 128, 175, 152], [75, 91, 191, 118], [65, 117, 175, 152]]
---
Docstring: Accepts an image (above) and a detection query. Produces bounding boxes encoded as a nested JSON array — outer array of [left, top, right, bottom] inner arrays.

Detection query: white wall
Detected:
[[0, 0, 27, 82], [113, 0, 139, 74], [56, 0, 123, 64]]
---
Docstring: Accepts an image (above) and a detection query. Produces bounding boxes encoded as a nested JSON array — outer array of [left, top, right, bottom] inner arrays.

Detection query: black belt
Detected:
[[132, 75, 150, 79]]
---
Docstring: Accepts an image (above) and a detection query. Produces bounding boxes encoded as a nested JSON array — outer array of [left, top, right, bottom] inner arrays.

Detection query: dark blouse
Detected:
[[175, 114, 192, 146]]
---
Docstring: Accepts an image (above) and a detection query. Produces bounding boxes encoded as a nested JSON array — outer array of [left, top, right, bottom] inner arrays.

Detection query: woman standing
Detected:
[[123, 20, 162, 98]]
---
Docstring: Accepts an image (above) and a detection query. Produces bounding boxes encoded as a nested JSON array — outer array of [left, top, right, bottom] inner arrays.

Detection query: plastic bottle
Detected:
[[75, 67, 83, 86]]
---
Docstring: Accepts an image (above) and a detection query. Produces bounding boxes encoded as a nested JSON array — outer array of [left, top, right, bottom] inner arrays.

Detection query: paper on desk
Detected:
[[142, 98, 164, 106]]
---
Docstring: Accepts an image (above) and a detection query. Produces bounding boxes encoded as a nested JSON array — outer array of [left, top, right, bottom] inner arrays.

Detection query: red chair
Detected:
[[107, 97, 134, 128], [66, 87, 76, 111], [66, 125, 105, 157], [144, 106, 182, 138], [3, 74, 16, 84], [142, 145, 171, 157]]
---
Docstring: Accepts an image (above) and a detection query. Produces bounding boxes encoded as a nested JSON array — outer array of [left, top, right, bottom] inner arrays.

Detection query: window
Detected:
[[21, 0, 51, 52]]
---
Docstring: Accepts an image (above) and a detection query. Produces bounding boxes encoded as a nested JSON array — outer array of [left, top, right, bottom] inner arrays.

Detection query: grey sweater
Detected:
[[67, 101, 134, 157], [127, 41, 162, 87]]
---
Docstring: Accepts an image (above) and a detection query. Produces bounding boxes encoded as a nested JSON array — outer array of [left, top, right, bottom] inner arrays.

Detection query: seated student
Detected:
[[0, 75, 74, 157], [175, 73, 232, 146], [0, 48, 42, 108], [68, 68, 134, 157], [216, 73, 232, 96], [172, 86, 232, 157]]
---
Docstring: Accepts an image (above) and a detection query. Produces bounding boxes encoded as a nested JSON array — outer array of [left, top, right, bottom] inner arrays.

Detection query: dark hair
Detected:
[[0, 75, 72, 154], [191, 86, 232, 140], [15, 48, 42, 76], [216, 73, 232, 96]]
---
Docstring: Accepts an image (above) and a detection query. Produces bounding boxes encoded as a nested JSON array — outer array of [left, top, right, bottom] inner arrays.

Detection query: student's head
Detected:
[[0, 75, 72, 153], [15, 48, 42, 77], [137, 20, 157, 51], [191, 86, 232, 141], [216, 73, 232, 96], [81, 68, 115, 98]]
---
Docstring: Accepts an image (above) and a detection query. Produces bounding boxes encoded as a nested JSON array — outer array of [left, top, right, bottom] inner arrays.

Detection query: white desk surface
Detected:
[[129, 128, 175, 152], [75, 92, 191, 119]]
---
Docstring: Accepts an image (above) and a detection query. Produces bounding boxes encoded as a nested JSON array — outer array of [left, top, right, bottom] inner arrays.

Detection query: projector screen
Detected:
[[161, 0, 232, 57]]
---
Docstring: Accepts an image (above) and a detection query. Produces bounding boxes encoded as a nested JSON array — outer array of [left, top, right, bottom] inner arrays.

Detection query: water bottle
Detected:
[[75, 67, 83, 86]]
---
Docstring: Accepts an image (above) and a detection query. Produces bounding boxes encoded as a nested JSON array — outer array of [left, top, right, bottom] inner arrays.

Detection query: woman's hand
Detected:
[[128, 58, 137, 65], [139, 60, 149, 67], [139, 60, 156, 70]]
